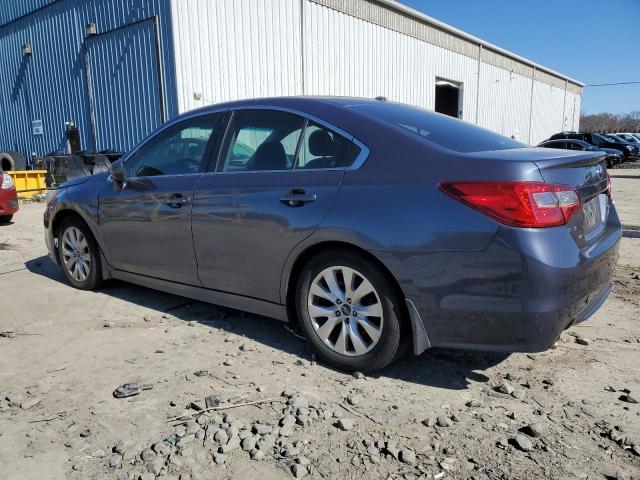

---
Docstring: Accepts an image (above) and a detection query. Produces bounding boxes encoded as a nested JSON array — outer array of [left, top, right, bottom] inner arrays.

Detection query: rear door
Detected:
[[191, 108, 359, 303], [98, 113, 225, 284]]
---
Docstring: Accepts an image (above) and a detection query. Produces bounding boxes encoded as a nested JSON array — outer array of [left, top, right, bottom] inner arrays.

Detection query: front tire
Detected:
[[58, 217, 103, 290], [0, 215, 13, 224], [296, 250, 403, 372]]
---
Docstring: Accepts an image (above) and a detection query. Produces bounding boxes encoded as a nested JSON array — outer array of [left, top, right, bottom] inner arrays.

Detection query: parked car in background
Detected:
[[549, 132, 638, 160], [0, 170, 19, 223], [44, 97, 621, 371], [614, 133, 640, 144], [537, 139, 623, 168]]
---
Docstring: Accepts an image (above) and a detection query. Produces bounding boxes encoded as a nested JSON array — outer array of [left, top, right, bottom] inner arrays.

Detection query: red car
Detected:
[[0, 171, 18, 223]]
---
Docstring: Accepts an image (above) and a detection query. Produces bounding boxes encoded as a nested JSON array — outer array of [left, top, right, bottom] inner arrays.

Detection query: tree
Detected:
[[580, 111, 640, 133]]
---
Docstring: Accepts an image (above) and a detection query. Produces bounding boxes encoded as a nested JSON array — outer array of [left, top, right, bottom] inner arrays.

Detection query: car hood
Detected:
[[59, 171, 109, 189]]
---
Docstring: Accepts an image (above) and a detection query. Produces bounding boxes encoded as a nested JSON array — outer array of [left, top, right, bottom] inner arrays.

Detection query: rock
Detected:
[[512, 389, 526, 400], [6, 392, 24, 408], [79, 429, 92, 438], [141, 448, 156, 462], [421, 417, 437, 427], [451, 413, 462, 423], [443, 447, 455, 456], [205, 394, 225, 409], [336, 418, 354, 431], [152, 442, 171, 456], [467, 400, 482, 408], [513, 434, 533, 452], [213, 452, 227, 465], [575, 337, 590, 346], [220, 436, 240, 453], [213, 429, 229, 445], [525, 422, 547, 438], [542, 378, 555, 386], [297, 455, 311, 466], [193, 370, 208, 377], [108, 453, 122, 469], [437, 415, 452, 427], [292, 463, 308, 478], [347, 395, 363, 406], [291, 396, 308, 410], [20, 397, 41, 410], [399, 449, 416, 465], [222, 360, 234, 367], [256, 434, 276, 451], [497, 381, 515, 395], [279, 424, 294, 437], [352, 371, 365, 379], [140, 474, 155, 480], [250, 448, 265, 461], [282, 387, 297, 398], [147, 457, 165, 476], [253, 424, 272, 435], [242, 435, 257, 451], [621, 393, 638, 404]]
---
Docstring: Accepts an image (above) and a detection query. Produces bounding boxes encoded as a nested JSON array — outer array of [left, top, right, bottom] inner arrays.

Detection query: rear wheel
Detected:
[[0, 215, 13, 224], [296, 250, 403, 372], [58, 217, 102, 290]]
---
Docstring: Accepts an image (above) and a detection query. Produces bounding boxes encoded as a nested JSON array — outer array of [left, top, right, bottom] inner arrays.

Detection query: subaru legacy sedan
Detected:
[[44, 97, 621, 372]]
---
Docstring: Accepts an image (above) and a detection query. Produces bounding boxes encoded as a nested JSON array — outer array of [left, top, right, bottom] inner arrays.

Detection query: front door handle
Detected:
[[280, 189, 318, 207], [166, 193, 192, 208]]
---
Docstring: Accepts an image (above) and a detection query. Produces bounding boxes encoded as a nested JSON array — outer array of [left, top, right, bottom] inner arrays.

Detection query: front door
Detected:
[[192, 109, 357, 303], [98, 113, 225, 285]]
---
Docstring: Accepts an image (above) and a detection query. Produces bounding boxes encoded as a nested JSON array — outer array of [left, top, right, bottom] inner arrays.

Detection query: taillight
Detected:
[[438, 181, 581, 228], [606, 172, 612, 197]]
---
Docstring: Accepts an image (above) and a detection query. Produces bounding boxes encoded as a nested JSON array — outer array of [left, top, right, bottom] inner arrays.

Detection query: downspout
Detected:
[[475, 44, 482, 125], [528, 67, 535, 144]]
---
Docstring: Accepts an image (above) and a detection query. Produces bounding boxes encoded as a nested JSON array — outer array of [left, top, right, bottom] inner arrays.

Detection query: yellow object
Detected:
[[7, 170, 47, 198]]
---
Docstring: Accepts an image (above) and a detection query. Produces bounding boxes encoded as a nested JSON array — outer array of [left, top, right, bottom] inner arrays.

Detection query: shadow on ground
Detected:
[[25, 255, 507, 391]]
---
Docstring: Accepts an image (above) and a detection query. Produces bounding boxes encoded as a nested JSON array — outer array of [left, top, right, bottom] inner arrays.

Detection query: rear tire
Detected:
[[57, 217, 103, 290], [0, 215, 13, 224], [296, 250, 403, 372]]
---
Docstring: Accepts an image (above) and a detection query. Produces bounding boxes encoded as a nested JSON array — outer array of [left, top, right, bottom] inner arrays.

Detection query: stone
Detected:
[[292, 463, 308, 478], [6, 392, 24, 408], [437, 416, 452, 427], [279, 424, 294, 437], [253, 424, 272, 435], [213, 429, 229, 445], [399, 449, 416, 465], [352, 371, 365, 379], [223, 360, 234, 367], [152, 442, 171, 456], [421, 417, 437, 427], [347, 395, 363, 406], [20, 397, 41, 410], [108, 454, 122, 469], [140, 474, 155, 480], [513, 434, 533, 452], [220, 436, 240, 453], [621, 393, 638, 404], [336, 418, 354, 431], [147, 457, 165, 476], [242, 435, 257, 451], [525, 422, 547, 438], [250, 448, 265, 461], [575, 337, 590, 346], [467, 400, 482, 408], [256, 434, 276, 451], [497, 381, 515, 395], [297, 455, 311, 466], [213, 453, 227, 465], [451, 413, 462, 423], [512, 389, 526, 400], [141, 449, 156, 462]]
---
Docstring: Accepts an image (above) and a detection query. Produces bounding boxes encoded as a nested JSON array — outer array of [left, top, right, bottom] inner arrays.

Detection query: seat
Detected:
[[303, 130, 336, 169], [248, 141, 288, 171]]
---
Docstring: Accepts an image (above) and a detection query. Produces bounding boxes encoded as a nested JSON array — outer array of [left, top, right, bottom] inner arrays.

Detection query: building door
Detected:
[[435, 79, 462, 118], [85, 18, 164, 153]]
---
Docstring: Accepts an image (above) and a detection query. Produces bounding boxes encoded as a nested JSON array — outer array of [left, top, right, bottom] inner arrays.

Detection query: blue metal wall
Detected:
[[0, 0, 57, 27], [0, 0, 177, 160]]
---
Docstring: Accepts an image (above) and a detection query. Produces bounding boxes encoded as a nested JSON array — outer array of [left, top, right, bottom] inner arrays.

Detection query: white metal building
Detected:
[[0, 0, 582, 160], [171, 0, 582, 145]]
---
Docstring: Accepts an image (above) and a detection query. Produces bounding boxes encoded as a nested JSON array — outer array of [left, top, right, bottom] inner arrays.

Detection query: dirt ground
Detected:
[[1, 171, 639, 480]]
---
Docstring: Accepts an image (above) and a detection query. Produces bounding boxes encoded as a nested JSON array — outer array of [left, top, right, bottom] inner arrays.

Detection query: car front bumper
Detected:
[[402, 201, 621, 353]]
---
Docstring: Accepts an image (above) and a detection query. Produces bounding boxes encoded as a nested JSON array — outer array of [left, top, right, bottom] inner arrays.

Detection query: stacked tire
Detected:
[[0, 152, 26, 172]]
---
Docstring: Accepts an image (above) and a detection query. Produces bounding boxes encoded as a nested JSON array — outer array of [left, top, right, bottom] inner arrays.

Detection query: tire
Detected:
[[296, 250, 403, 372], [0, 152, 26, 172], [0, 215, 13, 224], [57, 216, 103, 290]]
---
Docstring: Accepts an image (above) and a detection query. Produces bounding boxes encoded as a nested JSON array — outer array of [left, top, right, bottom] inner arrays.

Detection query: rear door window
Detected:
[[296, 122, 354, 169], [352, 102, 526, 153]]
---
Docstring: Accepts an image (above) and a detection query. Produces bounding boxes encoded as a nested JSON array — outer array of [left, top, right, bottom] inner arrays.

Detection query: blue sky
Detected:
[[399, 0, 640, 115]]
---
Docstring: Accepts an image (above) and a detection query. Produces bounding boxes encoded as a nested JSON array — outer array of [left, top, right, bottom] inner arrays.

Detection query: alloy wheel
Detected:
[[307, 266, 384, 357], [61, 226, 91, 282]]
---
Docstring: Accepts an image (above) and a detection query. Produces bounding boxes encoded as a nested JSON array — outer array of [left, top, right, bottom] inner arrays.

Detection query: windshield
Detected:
[[353, 102, 527, 153]]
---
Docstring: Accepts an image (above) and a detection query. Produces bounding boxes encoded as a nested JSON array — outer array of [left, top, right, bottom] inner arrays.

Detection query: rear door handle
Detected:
[[280, 189, 318, 207], [166, 193, 192, 208]]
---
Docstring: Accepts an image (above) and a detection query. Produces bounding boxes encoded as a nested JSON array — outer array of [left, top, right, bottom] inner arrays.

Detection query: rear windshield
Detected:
[[353, 103, 527, 153]]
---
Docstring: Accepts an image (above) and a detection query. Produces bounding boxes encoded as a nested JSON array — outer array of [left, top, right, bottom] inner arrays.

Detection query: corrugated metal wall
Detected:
[[0, 0, 56, 27], [170, 0, 303, 113], [170, 0, 580, 145], [0, 0, 177, 159]]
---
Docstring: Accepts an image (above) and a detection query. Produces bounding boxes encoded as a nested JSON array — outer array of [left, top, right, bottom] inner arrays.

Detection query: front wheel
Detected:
[[0, 215, 13, 224], [57, 217, 103, 290], [296, 250, 403, 372]]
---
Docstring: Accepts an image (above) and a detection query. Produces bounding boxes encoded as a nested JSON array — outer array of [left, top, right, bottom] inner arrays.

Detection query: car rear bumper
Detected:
[[403, 201, 621, 353], [0, 188, 19, 216]]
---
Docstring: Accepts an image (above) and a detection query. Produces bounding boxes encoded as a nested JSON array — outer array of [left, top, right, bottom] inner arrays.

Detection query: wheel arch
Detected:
[[282, 240, 428, 355]]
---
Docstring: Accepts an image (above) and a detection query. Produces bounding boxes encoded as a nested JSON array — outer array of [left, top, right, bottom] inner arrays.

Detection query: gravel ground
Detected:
[[1, 172, 640, 480]]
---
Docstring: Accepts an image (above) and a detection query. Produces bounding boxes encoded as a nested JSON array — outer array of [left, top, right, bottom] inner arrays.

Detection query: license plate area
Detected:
[[582, 194, 607, 237]]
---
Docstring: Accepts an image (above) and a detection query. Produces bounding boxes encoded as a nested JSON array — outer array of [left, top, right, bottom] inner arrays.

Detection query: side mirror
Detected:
[[110, 160, 125, 191]]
